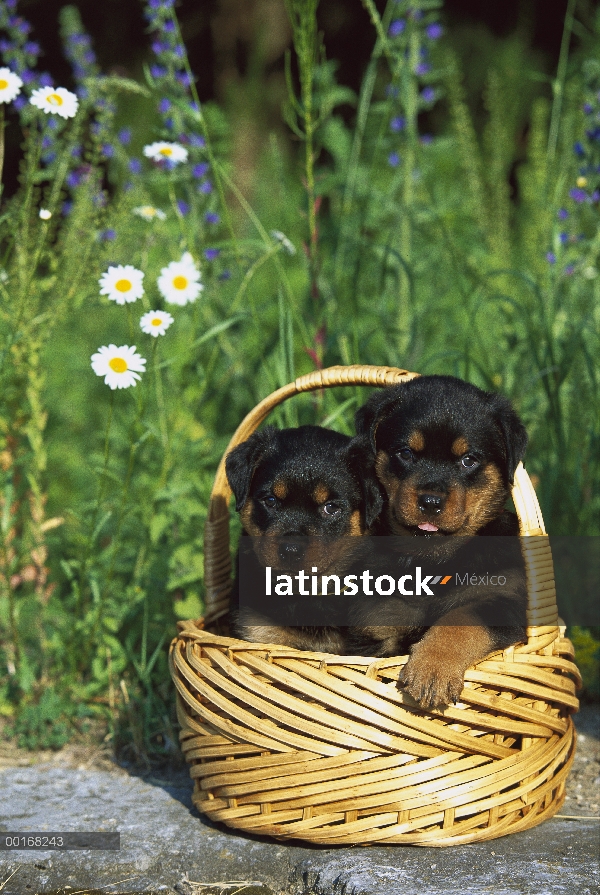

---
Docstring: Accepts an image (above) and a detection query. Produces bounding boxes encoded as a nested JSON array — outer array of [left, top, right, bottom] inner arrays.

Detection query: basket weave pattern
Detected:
[[170, 365, 580, 846]]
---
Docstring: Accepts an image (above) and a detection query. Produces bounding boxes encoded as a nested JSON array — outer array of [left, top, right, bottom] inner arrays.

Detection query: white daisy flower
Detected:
[[39, 208, 52, 220], [157, 252, 203, 306], [0, 68, 23, 104], [140, 309, 174, 337], [133, 205, 167, 221], [143, 141, 188, 165], [99, 265, 145, 305], [91, 344, 146, 390], [30, 85, 79, 119]]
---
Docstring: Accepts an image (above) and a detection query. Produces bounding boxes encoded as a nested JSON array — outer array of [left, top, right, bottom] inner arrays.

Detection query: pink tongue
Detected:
[[418, 522, 439, 532]]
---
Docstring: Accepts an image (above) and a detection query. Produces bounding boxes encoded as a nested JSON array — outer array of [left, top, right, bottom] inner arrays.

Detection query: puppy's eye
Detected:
[[322, 502, 341, 517], [461, 455, 479, 469], [397, 448, 414, 462], [262, 495, 278, 508]]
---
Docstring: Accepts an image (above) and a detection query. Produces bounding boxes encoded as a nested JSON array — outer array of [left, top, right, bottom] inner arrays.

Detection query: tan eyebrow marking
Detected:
[[407, 430, 425, 451], [313, 483, 329, 504], [452, 436, 469, 457], [272, 478, 288, 499]]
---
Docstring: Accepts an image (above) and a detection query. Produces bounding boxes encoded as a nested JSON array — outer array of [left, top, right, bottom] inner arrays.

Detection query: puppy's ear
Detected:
[[355, 387, 403, 452], [488, 395, 528, 485], [347, 435, 384, 529], [225, 426, 277, 511]]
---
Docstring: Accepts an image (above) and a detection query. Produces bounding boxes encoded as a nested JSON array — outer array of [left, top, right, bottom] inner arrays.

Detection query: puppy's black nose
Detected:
[[278, 540, 305, 562], [418, 493, 444, 513]]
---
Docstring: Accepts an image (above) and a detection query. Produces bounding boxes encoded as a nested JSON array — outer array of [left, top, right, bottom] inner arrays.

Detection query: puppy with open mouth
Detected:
[[225, 424, 382, 653], [349, 375, 529, 708]]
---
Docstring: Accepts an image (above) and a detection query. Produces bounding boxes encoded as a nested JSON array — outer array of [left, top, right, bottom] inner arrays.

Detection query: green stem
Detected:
[[78, 389, 114, 602], [152, 339, 171, 485], [0, 106, 5, 203], [169, 10, 241, 264], [546, 0, 577, 170]]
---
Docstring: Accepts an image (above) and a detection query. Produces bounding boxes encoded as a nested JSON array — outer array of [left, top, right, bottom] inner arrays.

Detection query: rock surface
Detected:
[[0, 708, 598, 895]]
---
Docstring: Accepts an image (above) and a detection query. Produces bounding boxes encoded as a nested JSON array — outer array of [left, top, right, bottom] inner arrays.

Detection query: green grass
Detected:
[[0, 0, 598, 759]]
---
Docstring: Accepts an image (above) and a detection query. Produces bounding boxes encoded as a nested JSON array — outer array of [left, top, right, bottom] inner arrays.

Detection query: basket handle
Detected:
[[203, 364, 557, 632]]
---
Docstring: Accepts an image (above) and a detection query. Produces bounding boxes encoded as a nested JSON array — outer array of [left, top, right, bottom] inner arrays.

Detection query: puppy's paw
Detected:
[[397, 640, 466, 709]]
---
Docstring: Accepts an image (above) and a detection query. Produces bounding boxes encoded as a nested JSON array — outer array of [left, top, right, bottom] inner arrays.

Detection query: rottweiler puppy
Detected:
[[225, 425, 382, 652], [350, 375, 528, 708]]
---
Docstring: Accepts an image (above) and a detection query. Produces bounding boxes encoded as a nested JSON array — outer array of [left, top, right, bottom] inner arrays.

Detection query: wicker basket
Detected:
[[169, 365, 580, 846]]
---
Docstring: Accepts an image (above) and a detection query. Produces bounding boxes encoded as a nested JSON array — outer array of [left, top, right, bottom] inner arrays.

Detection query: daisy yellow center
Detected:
[[173, 275, 188, 290], [0, 80, 8, 90], [115, 279, 132, 292], [151, 317, 162, 326], [159, 147, 173, 156], [143, 207, 156, 216], [109, 357, 128, 373], [48, 93, 64, 106]]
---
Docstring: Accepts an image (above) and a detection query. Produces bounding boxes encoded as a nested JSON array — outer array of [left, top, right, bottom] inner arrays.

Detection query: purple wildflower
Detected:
[[101, 229, 116, 241], [583, 102, 593, 115], [415, 63, 431, 76], [189, 134, 205, 148], [205, 211, 220, 224], [62, 201, 73, 216], [204, 248, 220, 261], [390, 116, 405, 132], [164, 21, 175, 32], [559, 232, 569, 244], [199, 180, 213, 194], [563, 264, 575, 276], [20, 70, 35, 84], [101, 144, 114, 158], [557, 208, 569, 220], [173, 44, 185, 58], [219, 270, 231, 281], [159, 97, 172, 113], [129, 158, 142, 174], [420, 134, 433, 145], [389, 19, 406, 37], [426, 23, 443, 40], [176, 71, 193, 87], [421, 87, 435, 103], [573, 142, 585, 157], [569, 188, 587, 202], [150, 65, 167, 78], [66, 171, 81, 189], [118, 128, 132, 145], [176, 199, 189, 216], [13, 96, 26, 111], [388, 152, 400, 167], [192, 162, 209, 179], [546, 252, 556, 264], [24, 41, 40, 55]]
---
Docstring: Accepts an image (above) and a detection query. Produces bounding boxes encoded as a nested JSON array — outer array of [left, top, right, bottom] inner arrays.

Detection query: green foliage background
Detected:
[[0, 0, 598, 760]]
